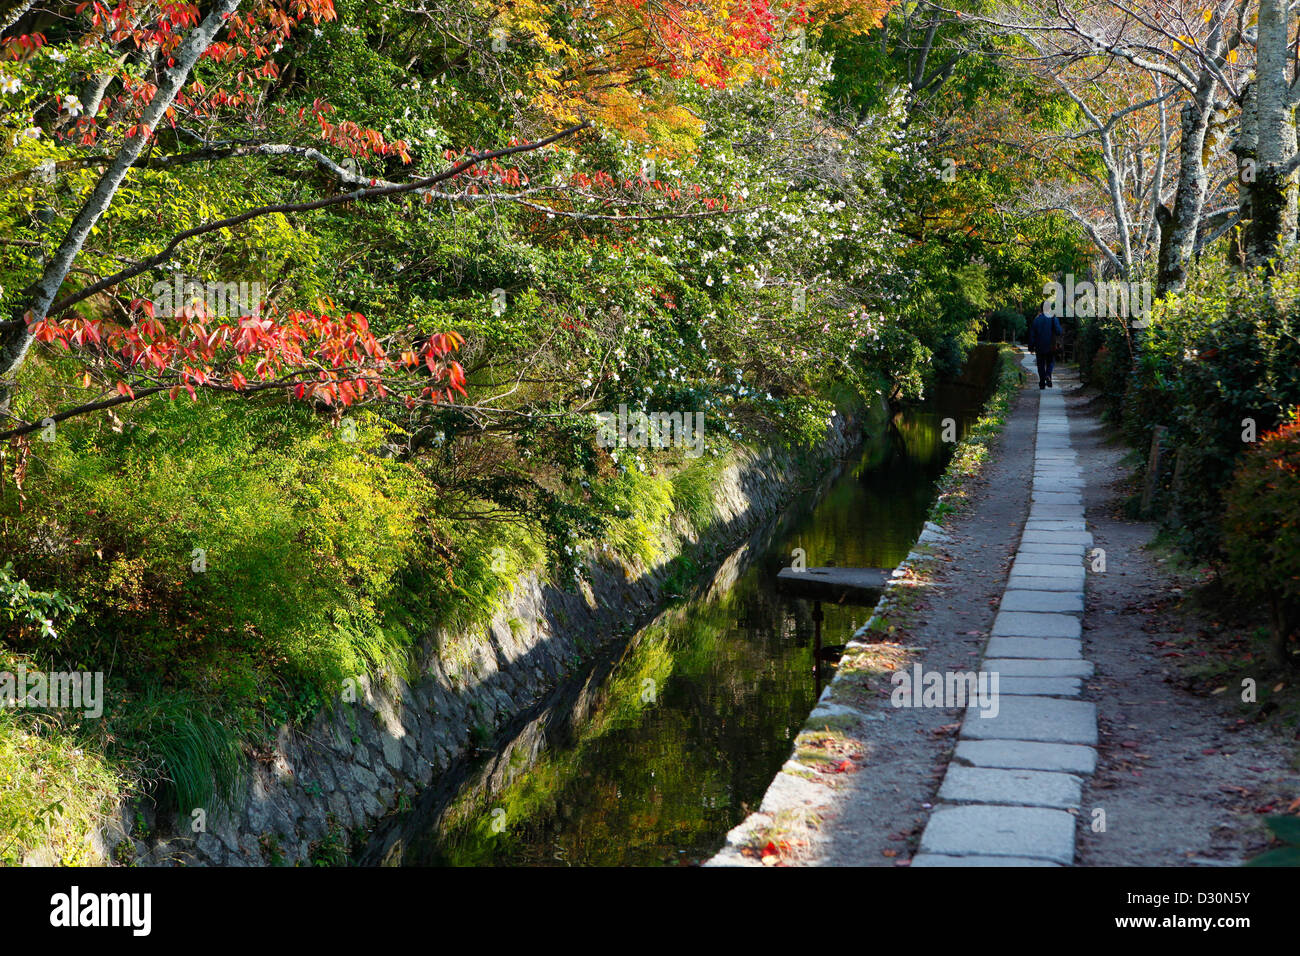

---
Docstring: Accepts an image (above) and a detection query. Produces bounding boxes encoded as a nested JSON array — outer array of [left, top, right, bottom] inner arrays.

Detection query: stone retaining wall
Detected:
[[91, 406, 874, 866]]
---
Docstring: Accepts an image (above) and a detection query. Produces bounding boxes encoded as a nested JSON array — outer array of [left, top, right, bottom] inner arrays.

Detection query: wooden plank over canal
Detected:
[[775, 566, 890, 605]]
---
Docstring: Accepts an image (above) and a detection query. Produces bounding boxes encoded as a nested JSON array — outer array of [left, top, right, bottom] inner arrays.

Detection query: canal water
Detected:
[[360, 347, 999, 866]]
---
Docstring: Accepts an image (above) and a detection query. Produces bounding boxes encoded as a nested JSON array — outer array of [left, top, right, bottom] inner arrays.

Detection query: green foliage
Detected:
[[1224, 412, 1300, 667], [670, 454, 731, 530], [0, 563, 81, 641], [772, 396, 839, 449], [986, 306, 1028, 342], [0, 0, 1082, 840], [1109, 262, 1300, 559], [1075, 313, 1132, 422], [659, 553, 702, 596], [2, 398, 427, 735], [592, 469, 676, 569], [928, 346, 1025, 524], [112, 689, 244, 818], [0, 709, 123, 866], [1246, 816, 1300, 866], [309, 815, 352, 866]]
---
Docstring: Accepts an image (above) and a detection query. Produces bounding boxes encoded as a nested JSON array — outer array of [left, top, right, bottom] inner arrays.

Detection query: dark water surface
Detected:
[[361, 349, 998, 866]]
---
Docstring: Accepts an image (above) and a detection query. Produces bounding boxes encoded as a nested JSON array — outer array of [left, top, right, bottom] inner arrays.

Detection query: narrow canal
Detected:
[[361, 346, 1000, 866]]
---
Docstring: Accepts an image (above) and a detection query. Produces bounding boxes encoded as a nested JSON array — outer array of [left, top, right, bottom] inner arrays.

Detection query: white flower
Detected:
[[48, 49, 66, 63], [23, 125, 41, 140], [62, 94, 82, 116], [0, 76, 20, 94]]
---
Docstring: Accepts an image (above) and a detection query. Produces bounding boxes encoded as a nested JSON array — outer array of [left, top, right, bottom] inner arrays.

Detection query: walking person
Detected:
[[1027, 302, 1063, 389]]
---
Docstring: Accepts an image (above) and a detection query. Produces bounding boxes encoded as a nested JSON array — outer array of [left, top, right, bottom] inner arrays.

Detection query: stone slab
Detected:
[[1006, 574, 1085, 592], [1029, 505, 1084, 518], [911, 854, 1061, 867], [984, 636, 1082, 659], [996, 676, 1082, 696], [1001, 589, 1084, 613], [1025, 520, 1086, 532], [1022, 530, 1093, 545], [918, 805, 1076, 865], [984, 658, 1094, 678], [1017, 542, 1086, 556], [1031, 484, 1084, 495], [960, 695, 1097, 745], [955, 739, 1098, 775], [1031, 492, 1084, 506], [776, 566, 887, 603], [992, 611, 1082, 638], [1010, 564, 1086, 583], [937, 766, 1083, 809], [1012, 551, 1083, 566]]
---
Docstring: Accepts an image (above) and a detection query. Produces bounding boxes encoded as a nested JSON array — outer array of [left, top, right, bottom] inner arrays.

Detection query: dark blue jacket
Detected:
[[1028, 313, 1062, 355]]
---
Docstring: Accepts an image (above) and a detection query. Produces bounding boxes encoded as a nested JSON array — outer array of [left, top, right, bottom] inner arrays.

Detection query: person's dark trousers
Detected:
[[1035, 350, 1054, 388]]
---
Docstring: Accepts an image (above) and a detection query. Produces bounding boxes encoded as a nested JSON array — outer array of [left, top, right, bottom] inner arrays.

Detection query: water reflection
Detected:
[[361, 355, 996, 866]]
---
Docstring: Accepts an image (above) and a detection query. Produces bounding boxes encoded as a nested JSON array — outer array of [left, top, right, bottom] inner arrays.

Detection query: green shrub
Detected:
[[1223, 411, 1300, 668], [928, 345, 1024, 524], [112, 689, 245, 818], [591, 468, 675, 568], [1247, 816, 1300, 866], [1105, 262, 1300, 559], [0, 710, 123, 866], [670, 454, 729, 530], [2, 396, 428, 734], [1075, 313, 1133, 422], [0, 563, 81, 641], [985, 306, 1027, 342]]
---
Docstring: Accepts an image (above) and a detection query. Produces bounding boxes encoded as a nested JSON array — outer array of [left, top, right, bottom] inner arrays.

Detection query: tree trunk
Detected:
[[1246, 0, 1297, 266], [1156, 88, 1216, 295], [0, 0, 37, 38], [1230, 81, 1258, 265]]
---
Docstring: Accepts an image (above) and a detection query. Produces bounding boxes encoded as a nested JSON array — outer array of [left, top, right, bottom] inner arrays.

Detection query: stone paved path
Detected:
[[912, 355, 1097, 867]]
